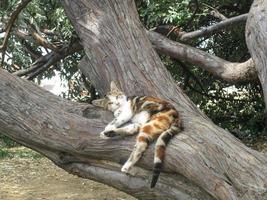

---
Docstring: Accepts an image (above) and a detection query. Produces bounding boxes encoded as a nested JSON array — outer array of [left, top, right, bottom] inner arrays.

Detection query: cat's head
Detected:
[[92, 81, 127, 112]]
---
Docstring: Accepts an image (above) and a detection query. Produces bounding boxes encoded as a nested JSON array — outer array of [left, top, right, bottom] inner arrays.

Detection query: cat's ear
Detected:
[[110, 81, 121, 92], [92, 98, 108, 109]]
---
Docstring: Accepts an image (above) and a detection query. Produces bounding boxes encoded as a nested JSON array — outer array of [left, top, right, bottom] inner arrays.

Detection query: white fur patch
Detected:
[[154, 157, 162, 163], [131, 111, 150, 124], [155, 137, 166, 146], [121, 162, 132, 173]]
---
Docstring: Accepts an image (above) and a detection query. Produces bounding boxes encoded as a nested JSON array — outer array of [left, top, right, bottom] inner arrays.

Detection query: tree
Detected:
[[0, 0, 267, 200]]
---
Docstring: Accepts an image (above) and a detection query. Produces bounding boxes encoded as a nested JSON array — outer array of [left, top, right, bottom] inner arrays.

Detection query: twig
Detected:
[[26, 22, 61, 52], [210, 9, 228, 21]]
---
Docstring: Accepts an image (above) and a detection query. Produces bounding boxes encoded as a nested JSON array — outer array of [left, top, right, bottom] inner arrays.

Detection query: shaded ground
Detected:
[[0, 147, 136, 200]]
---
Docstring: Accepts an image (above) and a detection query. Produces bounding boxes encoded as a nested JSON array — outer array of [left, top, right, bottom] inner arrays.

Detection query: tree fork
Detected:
[[0, 1, 267, 200], [61, 0, 267, 199]]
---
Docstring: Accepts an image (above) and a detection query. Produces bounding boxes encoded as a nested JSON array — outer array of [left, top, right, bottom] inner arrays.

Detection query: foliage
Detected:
[[0, 0, 265, 147], [0, 0, 83, 85], [0, 147, 42, 159], [0, 134, 18, 148]]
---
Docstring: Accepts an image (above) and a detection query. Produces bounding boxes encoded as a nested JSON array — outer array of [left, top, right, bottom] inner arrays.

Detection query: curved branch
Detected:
[[148, 31, 257, 83]]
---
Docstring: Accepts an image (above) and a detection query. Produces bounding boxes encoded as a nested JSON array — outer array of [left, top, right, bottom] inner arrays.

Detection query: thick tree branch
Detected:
[[246, 0, 267, 107], [0, 0, 32, 65], [148, 31, 257, 83], [0, 69, 214, 200]]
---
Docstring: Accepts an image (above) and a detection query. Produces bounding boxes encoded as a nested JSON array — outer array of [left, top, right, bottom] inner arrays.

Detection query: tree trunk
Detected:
[[1, 0, 267, 200], [246, 0, 267, 107]]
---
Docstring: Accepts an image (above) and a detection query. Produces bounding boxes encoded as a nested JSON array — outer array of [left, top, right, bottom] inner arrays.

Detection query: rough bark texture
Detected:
[[246, 0, 267, 107], [1, 0, 267, 200]]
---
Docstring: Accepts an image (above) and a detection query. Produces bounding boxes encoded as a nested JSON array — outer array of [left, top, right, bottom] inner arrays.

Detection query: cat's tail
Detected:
[[150, 121, 183, 188]]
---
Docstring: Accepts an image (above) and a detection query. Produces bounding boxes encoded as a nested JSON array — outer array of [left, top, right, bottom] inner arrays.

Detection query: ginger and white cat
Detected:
[[92, 82, 183, 188]]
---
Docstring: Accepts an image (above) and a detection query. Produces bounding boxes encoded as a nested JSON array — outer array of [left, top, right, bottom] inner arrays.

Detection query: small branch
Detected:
[[180, 13, 248, 41], [13, 29, 42, 60], [147, 31, 257, 83], [210, 10, 228, 21], [0, 0, 32, 65], [22, 41, 42, 59], [27, 23, 61, 52], [202, 3, 228, 21], [14, 29, 31, 40], [151, 25, 185, 38], [13, 41, 83, 78], [41, 28, 57, 36], [152, 14, 247, 42]]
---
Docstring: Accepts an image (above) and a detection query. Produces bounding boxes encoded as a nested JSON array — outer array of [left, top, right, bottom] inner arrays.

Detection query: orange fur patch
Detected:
[[142, 125, 153, 133], [145, 97, 166, 104], [170, 110, 179, 117], [156, 146, 165, 160], [154, 123, 163, 130], [138, 136, 148, 143], [155, 115, 170, 123]]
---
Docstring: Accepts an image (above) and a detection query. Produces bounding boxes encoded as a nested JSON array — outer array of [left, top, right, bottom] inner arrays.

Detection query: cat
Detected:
[[92, 81, 183, 188]]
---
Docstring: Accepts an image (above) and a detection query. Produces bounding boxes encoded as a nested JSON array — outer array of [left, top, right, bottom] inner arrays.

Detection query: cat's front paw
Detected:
[[121, 163, 132, 173], [100, 131, 111, 139], [104, 124, 116, 132], [100, 130, 117, 139]]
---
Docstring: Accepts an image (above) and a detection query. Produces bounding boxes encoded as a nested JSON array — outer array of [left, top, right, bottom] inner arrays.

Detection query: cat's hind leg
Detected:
[[121, 132, 149, 173], [121, 123, 159, 173]]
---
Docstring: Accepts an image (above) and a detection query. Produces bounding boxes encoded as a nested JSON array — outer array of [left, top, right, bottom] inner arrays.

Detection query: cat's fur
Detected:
[[92, 82, 183, 188]]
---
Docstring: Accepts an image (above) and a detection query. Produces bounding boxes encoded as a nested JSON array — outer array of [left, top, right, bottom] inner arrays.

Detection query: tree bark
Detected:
[[246, 0, 267, 107], [1, 1, 267, 200]]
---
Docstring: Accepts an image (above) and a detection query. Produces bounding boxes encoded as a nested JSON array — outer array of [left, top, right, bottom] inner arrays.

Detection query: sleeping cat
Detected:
[[92, 81, 183, 188]]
